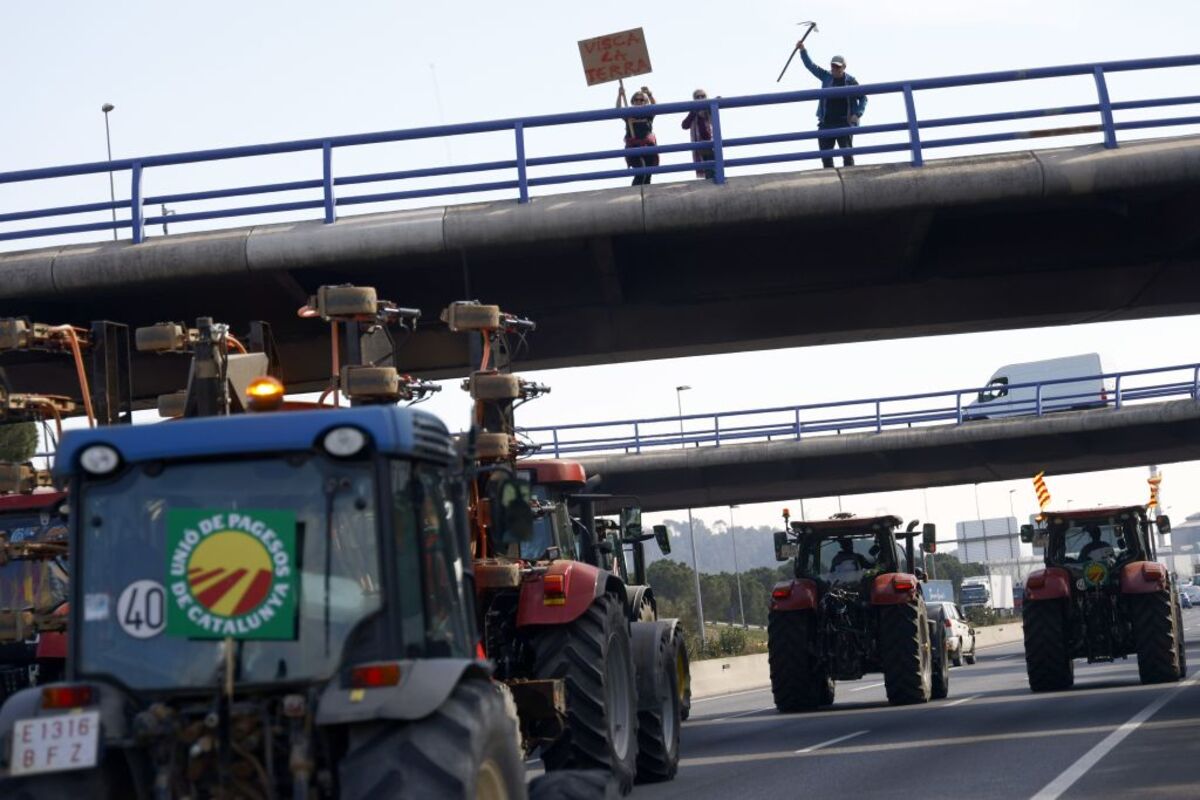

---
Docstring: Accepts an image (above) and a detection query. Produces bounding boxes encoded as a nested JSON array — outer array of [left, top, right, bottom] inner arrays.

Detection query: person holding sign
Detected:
[[798, 42, 867, 168], [620, 85, 658, 186], [681, 89, 715, 179]]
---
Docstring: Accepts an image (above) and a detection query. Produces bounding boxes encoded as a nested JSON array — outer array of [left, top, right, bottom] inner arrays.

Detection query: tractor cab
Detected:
[[776, 514, 932, 592], [1021, 506, 1168, 586]]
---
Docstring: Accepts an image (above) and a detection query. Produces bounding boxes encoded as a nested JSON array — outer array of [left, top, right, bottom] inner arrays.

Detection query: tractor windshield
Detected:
[[75, 455, 386, 692], [799, 533, 890, 585], [0, 503, 68, 640], [1052, 516, 1142, 565]]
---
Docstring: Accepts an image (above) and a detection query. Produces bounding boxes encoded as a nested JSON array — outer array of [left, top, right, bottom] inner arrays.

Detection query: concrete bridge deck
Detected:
[[1, 135, 1198, 401]]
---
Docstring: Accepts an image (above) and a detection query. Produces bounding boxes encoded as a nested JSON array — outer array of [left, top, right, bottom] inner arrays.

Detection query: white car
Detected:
[[930, 602, 976, 665]]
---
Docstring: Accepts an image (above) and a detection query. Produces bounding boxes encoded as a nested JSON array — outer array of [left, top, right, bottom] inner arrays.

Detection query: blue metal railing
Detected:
[[2, 54, 1200, 245], [522, 363, 1200, 457]]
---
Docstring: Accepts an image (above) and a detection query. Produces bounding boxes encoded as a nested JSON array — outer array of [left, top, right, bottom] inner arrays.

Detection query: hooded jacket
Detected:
[[801, 50, 867, 122]]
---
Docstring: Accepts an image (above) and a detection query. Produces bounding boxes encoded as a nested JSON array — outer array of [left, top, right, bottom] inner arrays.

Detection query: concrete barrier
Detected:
[[691, 621, 1025, 699], [690, 653, 770, 700], [974, 620, 1023, 649]]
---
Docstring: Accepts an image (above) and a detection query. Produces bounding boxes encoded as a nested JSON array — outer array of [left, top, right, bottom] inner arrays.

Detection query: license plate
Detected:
[[10, 711, 100, 776]]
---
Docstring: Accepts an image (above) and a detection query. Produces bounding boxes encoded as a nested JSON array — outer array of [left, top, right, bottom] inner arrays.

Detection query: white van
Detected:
[[964, 353, 1106, 420]]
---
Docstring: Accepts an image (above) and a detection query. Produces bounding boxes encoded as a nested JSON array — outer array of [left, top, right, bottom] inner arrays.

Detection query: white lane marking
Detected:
[[944, 694, 981, 707], [794, 729, 868, 754], [691, 686, 772, 704], [848, 681, 885, 692], [1032, 675, 1200, 800], [713, 706, 770, 722]]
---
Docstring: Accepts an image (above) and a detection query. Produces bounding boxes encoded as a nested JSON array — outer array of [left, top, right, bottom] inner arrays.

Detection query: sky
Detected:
[[2, 2, 1199, 563]]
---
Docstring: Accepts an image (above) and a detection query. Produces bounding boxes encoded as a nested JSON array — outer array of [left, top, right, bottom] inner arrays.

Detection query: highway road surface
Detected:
[[641, 608, 1200, 799]]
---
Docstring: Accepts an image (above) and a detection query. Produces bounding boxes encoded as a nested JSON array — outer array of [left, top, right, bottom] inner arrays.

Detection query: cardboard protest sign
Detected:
[[578, 28, 652, 87]]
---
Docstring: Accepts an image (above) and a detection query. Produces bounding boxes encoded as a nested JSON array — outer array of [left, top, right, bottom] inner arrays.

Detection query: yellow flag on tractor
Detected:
[[1147, 474, 1162, 511], [1033, 471, 1051, 512]]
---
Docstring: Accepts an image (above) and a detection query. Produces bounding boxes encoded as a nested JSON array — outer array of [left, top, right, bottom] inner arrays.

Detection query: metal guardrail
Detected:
[[523, 363, 1200, 457], [2, 55, 1200, 244]]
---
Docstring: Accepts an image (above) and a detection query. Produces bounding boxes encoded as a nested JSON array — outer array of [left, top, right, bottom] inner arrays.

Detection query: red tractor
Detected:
[[1019, 506, 1187, 691], [0, 319, 133, 701], [445, 302, 682, 792], [768, 512, 949, 710]]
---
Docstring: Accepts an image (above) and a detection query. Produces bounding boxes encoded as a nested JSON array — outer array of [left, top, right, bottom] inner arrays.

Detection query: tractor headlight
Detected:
[[79, 445, 120, 476], [323, 427, 367, 458]]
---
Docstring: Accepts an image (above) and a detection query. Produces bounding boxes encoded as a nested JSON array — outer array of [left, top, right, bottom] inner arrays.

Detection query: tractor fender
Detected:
[[1025, 567, 1072, 601], [315, 658, 491, 727], [1118, 561, 1169, 595], [626, 585, 657, 622], [0, 681, 131, 769], [516, 560, 619, 628], [630, 619, 676, 712], [769, 579, 818, 611], [869, 573, 921, 605]]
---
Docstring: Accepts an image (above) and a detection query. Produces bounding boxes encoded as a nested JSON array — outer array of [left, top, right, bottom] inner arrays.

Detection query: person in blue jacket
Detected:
[[798, 42, 867, 168]]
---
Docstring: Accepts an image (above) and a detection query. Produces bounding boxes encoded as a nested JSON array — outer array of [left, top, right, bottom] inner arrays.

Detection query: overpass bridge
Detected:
[[523, 363, 1200, 511], [1, 56, 1199, 402]]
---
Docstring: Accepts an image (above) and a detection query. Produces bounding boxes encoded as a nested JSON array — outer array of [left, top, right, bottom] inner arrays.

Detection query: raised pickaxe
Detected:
[[776, 21, 818, 83]]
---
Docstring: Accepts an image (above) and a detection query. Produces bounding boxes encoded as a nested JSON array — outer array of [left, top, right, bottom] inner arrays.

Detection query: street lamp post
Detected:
[[729, 505, 746, 628], [676, 385, 706, 646], [101, 103, 117, 241]]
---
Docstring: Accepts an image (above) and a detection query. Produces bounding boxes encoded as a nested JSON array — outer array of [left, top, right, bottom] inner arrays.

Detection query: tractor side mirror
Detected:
[[922, 523, 937, 554], [491, 477, 534, 545], [620, 506, 643, 540], [1020, 524, 1034, 543], [773, 531, 797, 562], [653, 524, 671, 555], [1156, 515, 1171, 534]]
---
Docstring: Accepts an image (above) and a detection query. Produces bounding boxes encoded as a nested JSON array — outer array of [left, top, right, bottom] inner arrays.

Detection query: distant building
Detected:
[[1162, 511, 1200, 578], [955, 517, 1021, 563]]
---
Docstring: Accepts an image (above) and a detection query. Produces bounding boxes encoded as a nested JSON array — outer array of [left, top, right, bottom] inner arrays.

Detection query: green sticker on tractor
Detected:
[[166, 509, 297, 640], [1083, 560, 1109, 588]]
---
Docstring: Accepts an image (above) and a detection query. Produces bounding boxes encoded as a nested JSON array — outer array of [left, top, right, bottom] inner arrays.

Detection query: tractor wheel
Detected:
[[879, 601, 933, 705], [767, 611, 834, 712], [338, 678, 524, 800], [531, 593, 639, 794], [529, 770, 620, 800], [931, 623, 951, 700], [1023, 600, 1075, 692], [1130, 590, 1184, 685], [671, 625, 692, 721], [632, 624, 681, 784]]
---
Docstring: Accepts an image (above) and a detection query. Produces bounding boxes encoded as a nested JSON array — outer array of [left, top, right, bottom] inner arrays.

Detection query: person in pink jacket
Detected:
[[681, 89, 715, 179]]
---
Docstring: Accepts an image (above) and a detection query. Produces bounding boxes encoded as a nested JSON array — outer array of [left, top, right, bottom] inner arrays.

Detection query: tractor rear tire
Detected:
[[768, 611, 834, 712], [879, 601, 933, 705], [531, 593, 639, 795], [1130, 591, 1184, 685], [1023, 600, 1075, 692], [337, 678, 525, 800], [529, 770, 620, 800], [931, 623, 951, 700], [632, 624, 681, 783]]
